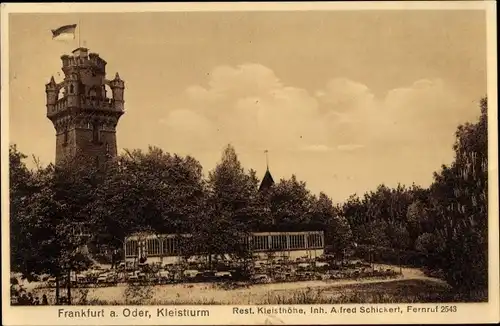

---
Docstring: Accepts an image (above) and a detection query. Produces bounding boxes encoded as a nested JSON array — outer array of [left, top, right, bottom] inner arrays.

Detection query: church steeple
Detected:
[[259, 150, 275, 192], [265, 149, 269, 171]]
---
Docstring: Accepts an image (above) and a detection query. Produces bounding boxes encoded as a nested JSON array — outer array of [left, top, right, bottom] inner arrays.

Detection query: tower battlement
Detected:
[[60, 48, 107, 73], [47, 48, 125, 165]]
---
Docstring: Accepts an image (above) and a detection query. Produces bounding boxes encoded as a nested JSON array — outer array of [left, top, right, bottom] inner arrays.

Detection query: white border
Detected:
[[1, 2, 498, 325]]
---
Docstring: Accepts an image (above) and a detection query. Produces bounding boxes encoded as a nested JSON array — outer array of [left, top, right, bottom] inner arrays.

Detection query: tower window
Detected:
[[69, 84, 74, 94], [106, 142, 110, 154], [92, 123, 101, 143]]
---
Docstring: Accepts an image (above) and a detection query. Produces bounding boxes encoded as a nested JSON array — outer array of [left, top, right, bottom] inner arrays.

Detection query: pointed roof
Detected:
[[46, 76, 57, 89], [259, 168, 275, 192]]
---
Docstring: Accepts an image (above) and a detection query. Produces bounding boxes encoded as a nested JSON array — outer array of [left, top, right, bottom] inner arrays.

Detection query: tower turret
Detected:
[[45, 76, 59, 114], [108, 72, 125, 111], [46, 48, 125, 165]]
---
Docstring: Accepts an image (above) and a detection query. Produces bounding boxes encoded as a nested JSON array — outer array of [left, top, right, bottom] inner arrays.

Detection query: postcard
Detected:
[[1, 1, 499, 325]]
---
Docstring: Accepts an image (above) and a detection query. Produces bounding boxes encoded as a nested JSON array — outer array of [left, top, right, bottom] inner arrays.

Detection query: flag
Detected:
[[51, 24, 77, 41]]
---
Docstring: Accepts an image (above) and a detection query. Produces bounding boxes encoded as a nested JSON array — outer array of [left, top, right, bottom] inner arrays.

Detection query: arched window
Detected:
[[105, 84, 113, 99], [57, 87, 65, 100], [69, 84, 74, 94]]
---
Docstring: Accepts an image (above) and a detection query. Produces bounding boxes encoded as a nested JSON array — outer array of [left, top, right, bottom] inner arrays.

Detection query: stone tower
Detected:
[[45, 47, 124, 165]]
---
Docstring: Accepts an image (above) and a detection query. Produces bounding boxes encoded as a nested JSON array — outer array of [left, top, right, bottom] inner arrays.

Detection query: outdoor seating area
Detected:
[[32, 255, 399, 289]]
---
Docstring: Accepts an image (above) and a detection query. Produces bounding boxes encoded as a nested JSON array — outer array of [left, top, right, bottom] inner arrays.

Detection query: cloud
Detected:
[[186, 64, 284, 106], [315, 77, 476, 149], [163, 65, 474, 154], [173, 63, 328, 152], [300, 144, 333, 152], [337, 144, 365, 151], [316, 78, 376, 113], [165, 65, 473, 152], [156, 63, 477, 195]]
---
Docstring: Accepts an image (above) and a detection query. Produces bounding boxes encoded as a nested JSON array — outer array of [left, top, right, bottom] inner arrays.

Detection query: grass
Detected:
[[59, 278, 480, 305], [264, 279, 453, 304], [264, 279, 487, 304]]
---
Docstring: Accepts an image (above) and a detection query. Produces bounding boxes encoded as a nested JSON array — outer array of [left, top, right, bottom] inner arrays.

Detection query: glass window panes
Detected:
[[125, 240, 137, 257], [124, 232, 324, 257]]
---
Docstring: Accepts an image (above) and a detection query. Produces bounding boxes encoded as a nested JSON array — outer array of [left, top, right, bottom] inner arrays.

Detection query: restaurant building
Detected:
[[124, 231, 325, 265]]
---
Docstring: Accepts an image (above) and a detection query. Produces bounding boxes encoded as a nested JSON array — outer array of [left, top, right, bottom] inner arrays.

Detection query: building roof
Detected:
[[259, 168, 275, 192]]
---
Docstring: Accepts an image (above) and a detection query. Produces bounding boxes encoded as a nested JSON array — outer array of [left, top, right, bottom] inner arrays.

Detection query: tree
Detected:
[[428, 97, 488, 299], [198, 145, 260, 267], [310, 193, 352, 258], [9, 145, 35, 274], [310, 192, 335, 225], [340, 194, 368, 244], [407, 199, 432, 247], [415, 232, 444, 268], [11, 149, 97, 304], [91, 146, 206, 255], [340, 181, 430, 265], [328, 217, 353, 261], [267, 175, 314, 227]]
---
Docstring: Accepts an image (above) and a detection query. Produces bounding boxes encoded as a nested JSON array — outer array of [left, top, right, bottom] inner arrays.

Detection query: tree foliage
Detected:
[[91, 146, 205, 249], [10, 149, 97, 303], [9, 145, 34, 274], [197, 145, 260, 263], [267, 175, 314, 226], [426, 97, 488, 298]]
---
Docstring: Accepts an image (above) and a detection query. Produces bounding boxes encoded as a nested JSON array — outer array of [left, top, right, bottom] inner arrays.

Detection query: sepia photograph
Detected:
[[1, 2, 499, 325]]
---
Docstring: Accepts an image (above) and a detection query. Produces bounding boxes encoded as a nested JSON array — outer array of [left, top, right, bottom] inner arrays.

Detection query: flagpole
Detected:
[[78, 19, 81, 48], [265, 150, 269, 170]]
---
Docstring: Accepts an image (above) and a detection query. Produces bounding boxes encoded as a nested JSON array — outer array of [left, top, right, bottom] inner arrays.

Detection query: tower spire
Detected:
[[259, 149, 275, 192]]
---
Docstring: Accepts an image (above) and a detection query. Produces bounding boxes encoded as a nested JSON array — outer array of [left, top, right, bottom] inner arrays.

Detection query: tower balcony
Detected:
[[46, 97, 69, 118], [80, 96, 124, 113], [48, 96, 124, 119]]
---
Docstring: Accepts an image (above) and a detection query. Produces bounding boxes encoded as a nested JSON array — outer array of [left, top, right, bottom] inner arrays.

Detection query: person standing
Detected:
[[41, 294, 49, 305]]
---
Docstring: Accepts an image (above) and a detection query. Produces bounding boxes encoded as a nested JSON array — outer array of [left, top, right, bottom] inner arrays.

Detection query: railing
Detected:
[[80, 97, 115, 110], [51, 96, 123, 112]]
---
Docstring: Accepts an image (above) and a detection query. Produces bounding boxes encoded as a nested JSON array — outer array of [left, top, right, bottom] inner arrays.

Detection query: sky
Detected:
[[8, 10, 487, 202]]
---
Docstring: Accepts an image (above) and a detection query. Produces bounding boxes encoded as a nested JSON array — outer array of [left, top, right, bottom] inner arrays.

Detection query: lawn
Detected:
[[30, 276, 456, 305]]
